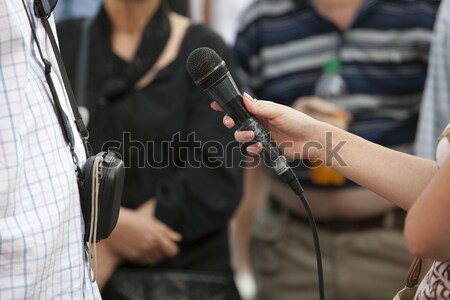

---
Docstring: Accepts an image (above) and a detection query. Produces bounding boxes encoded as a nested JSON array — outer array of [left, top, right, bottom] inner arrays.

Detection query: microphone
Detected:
[[186, 48, 325, 300], [186, 47, 303, 194]]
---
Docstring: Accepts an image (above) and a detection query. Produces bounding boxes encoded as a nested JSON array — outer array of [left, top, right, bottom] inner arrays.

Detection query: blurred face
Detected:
[[104, 0, 154, 5], [312, 0, 363, 30]]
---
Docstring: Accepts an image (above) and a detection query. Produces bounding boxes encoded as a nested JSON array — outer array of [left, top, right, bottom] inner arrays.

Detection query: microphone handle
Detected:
[[221, 98, 291, 178], [220, 95, 253, 126]]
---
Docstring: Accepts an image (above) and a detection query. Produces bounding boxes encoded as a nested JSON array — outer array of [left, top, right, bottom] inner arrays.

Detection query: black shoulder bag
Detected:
[[21, 0, 125, 282]]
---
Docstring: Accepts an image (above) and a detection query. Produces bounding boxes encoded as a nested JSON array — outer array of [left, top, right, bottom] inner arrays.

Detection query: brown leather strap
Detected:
[[438, 127, 450, 144], [406, 257, 422, 288]]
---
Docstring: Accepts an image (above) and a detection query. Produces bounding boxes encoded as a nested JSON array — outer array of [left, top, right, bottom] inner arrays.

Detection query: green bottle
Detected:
[[315, 59, 347, 98], [311, 59, 347, 186]]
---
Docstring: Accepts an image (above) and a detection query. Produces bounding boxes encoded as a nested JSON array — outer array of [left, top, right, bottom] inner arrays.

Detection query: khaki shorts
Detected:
[[250, 204, 412, 300]]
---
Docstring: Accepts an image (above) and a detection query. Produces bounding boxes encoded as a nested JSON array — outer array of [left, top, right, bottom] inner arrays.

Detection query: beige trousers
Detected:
[[250, 205, 412, 300]]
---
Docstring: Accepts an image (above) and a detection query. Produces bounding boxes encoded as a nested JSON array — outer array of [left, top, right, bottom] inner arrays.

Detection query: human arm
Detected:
[[214, 95, 438, 210], [96, 240, 122, 290], [291, 96, 351, 130], [405, 156, 450, 260], [406, 2, 450, 261], [106, 200, 181, 262], [271, 96, 396, 220], [96, 200, 182, 289], [230, 158, 268, 273], [202, 0, 212, 25], [229, 160, 266, 300]]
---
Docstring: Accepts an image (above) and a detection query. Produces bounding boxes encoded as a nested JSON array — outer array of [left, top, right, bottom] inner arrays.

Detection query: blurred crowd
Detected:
[[53, 0, 448, 299]]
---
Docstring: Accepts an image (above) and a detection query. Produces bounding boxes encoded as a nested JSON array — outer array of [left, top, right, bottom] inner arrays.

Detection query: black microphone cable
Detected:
[[282, 169, 325, 300], [187, 47, 325, 300]]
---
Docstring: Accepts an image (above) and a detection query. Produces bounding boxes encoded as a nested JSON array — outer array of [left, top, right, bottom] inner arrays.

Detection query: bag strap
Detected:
[[438, 126, 450, 144], [21, 0, 92, 160], [41, 19, 91, 143], [406, 257, 422, 288], [74, 18, 94, 107], [22, 0, 91, 174]]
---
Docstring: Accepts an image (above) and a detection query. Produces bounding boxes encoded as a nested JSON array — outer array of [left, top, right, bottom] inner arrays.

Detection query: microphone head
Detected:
[[186, 47, 228, 89]]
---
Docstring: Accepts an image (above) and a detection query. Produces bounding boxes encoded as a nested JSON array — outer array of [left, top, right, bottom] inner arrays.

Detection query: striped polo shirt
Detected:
[[235, 0, 439, 149]]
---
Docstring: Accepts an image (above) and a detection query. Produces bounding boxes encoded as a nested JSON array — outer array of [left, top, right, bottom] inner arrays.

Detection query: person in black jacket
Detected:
[[58, 0, 243, 299]]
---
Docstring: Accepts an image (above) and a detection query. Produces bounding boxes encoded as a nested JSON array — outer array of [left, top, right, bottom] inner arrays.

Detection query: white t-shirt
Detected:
[[190, 0, 253, 45], [436, 124, 450, 168]]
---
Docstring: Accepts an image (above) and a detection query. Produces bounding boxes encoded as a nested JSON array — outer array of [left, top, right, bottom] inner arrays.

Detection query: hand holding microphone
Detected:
[[211, 94, 322, 160], [186, 47, 310, 193]]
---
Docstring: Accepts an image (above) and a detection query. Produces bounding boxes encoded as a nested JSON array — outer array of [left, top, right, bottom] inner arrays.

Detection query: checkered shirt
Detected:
[[415, 0, 450, 160], [0, 1, 100, 299]]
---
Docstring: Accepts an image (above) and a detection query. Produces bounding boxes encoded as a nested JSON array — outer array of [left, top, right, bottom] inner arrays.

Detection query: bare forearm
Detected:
[[203, 0, 211, 25], [317, 123, 438, 210], [96, 241, 123, 290], [224, 99, 437, 210], [231, 162, 268, 271], [405, 157, 450, 260]]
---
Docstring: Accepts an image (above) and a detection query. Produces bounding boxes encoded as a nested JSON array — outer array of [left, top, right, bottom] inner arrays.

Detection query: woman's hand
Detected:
[[211, 93, 326, 160], [96, 200, 182, 289], [106, 201, 182, 266]]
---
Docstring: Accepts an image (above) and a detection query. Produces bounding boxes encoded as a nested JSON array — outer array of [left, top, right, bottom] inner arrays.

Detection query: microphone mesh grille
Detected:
[[186, 47, 224, 82]]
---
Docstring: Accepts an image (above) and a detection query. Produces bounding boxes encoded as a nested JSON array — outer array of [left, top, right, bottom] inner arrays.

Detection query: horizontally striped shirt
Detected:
[[235, 0, 438, 149]]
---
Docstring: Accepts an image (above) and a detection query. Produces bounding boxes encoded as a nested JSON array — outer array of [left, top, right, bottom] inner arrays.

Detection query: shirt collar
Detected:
[[304, 0, 381, 30]]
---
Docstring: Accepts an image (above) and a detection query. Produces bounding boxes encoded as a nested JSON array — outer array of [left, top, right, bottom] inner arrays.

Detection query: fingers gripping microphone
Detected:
[[186, 47, 302, 194]]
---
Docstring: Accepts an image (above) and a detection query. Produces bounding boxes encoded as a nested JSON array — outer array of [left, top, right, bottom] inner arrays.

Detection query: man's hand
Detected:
[[292, 96, 351, 130]]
